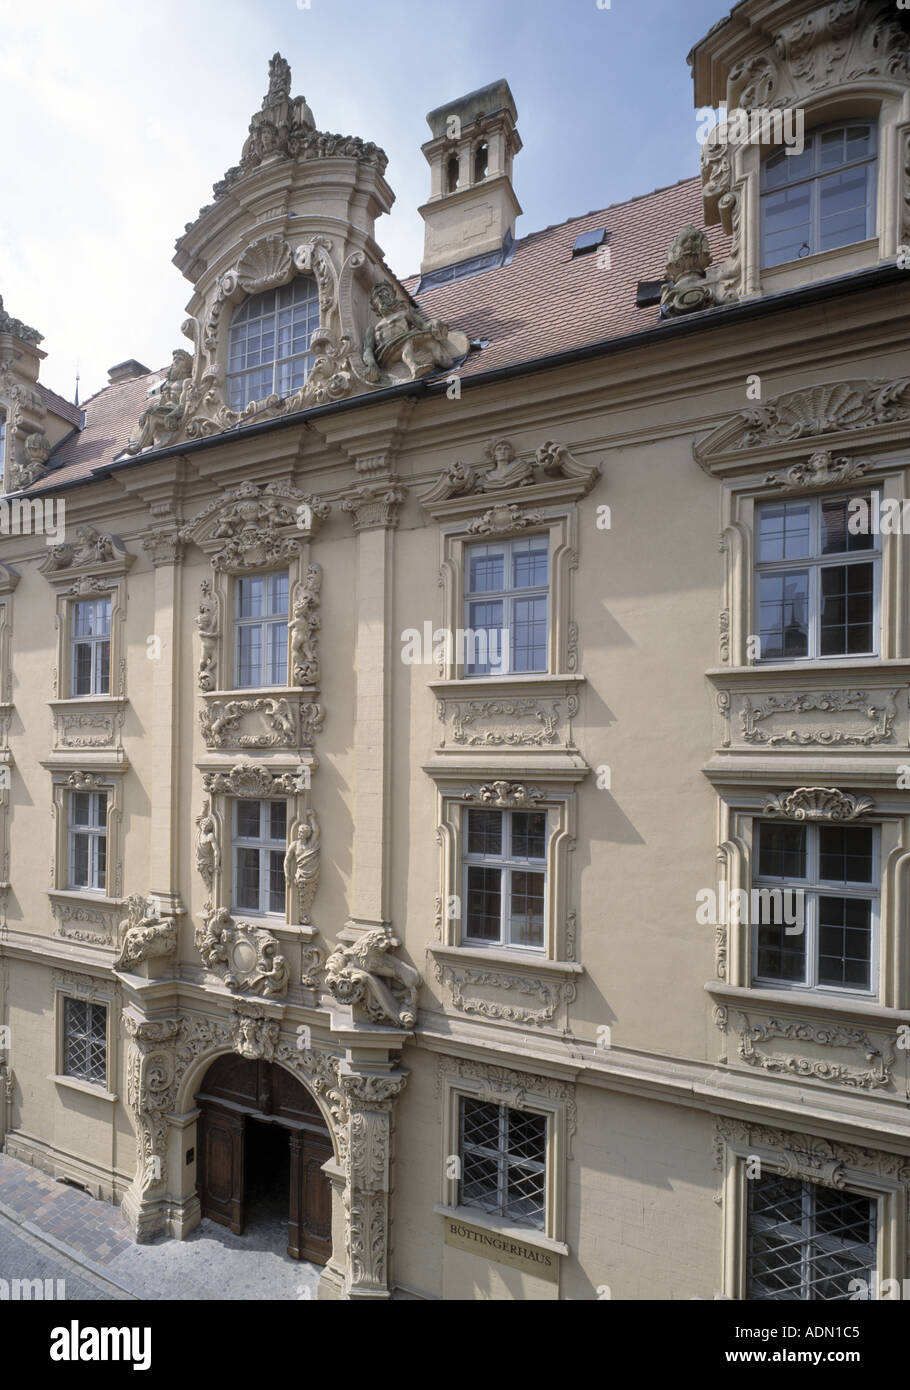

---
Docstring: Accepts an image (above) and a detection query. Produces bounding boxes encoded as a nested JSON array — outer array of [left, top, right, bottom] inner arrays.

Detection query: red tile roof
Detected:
[[30, 174, 727, 491], [403, 174, 730, 375], [36, 381, 83, 429]]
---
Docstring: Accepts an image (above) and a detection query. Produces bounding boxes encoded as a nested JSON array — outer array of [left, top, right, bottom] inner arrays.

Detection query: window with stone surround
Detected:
[[760, 122, 877, 270], [463, 804, 548, 951], [233, 570, 289, 688], [70, 596, 111, 697], [752, 819, 879, 998], [67, 789, 108, 892], [231, 797, 287, 918], [459, 1095, 547, 1230], [747, 1171, 877, 1300], [754, 492, 879, 662], [226, 276, 320, 410], [62, 997, 107, 1088], [463, 537, 549, 677]]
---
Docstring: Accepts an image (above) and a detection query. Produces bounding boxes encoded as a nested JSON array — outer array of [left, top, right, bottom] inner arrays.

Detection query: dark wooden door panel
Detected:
[[288, 1129, 332, 1264], [198, 1105, 245, 1234]]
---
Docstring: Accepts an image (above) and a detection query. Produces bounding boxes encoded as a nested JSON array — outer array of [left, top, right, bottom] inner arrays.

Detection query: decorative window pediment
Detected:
[[695, 378, 910, 477], [421, 437, 600, 521]]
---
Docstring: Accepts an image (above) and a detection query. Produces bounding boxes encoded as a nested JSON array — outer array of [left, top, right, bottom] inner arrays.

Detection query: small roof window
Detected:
[[571, 228, 608, 257]]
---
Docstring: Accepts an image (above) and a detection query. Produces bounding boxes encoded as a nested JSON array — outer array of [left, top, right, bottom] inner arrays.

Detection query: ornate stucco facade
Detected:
[[1, 2, 910, 1300]]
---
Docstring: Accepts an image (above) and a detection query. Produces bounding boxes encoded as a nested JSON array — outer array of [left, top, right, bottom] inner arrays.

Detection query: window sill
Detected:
[[429, 673, 585, 695], [434, 1203, 568, 1257], [48, 890, 124, 909], [705, 658, 910, 682], [705, 979, 910, 1030], [430, 942, 583, 978], [49, 1074, 118, 1103]]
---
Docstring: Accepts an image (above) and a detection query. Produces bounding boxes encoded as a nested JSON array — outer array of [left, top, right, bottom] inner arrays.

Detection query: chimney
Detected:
[[418, 79, 522, 275], [108, 359, 151, 384]]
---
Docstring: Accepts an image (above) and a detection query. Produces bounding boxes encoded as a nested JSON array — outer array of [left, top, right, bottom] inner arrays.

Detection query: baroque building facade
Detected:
[[1, 0, 910, 1299]]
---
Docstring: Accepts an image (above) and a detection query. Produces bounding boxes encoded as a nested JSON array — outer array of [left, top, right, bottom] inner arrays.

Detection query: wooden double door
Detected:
[[196, 1054, 332, 1264]]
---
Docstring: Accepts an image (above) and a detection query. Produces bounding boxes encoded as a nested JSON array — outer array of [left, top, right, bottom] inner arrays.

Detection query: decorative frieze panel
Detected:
[[49, 700, 126, 753], [50, 895, 119, 946], [201, 760, 308, 798], [716, 1008, 896, 1092], [713, 1116, 910, 1187], [432, 679, 582, 755], [200, 694, 322, 749], [432, 956, 574, 1029], [713, 682, 904, 753]]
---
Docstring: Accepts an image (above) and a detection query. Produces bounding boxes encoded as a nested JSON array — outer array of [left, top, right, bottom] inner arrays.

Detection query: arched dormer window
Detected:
[[760, 121, 877, 269], [226, 275, 320, 411], [446, 154, 460, 193], [473, 142, 489, 183]]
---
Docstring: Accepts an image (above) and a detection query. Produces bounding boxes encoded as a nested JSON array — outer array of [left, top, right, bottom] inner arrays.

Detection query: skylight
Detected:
[[571, 228, 608, 257]]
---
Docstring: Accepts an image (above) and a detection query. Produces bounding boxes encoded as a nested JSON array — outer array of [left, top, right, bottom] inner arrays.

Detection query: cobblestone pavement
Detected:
[[0, 1152, 321, 1301]]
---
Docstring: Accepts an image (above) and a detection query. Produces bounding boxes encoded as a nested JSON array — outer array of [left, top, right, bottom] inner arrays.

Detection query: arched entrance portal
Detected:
[[195, 1054, 332, 1264]]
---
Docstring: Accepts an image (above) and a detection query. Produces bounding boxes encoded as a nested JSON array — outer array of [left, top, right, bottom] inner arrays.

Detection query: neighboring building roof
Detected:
[[35, 380, 83, 429], [33, 370, 161, 490], [29, 174, 729, 491]]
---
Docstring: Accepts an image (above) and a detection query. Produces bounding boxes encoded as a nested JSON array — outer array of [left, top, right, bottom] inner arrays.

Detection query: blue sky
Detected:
[[1, 0, 725, 401]]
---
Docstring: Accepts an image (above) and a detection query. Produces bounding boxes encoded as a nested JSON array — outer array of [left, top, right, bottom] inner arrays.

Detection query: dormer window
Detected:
[[760, 122, 877, 269], [226, 275, 320, 411], [473, 143, 488, 183]]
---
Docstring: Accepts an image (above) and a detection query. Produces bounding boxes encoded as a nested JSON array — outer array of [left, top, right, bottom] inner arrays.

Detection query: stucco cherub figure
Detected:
[[289, 564, 321, 685], [324, 928, 420, 1028], [113, 894, 177, 973], [283, 810, 320, 924], [126, 349, 194, 454], [362, 281, 463, 384], [196, 581, 218, 692], [194, 801, 221, 892]]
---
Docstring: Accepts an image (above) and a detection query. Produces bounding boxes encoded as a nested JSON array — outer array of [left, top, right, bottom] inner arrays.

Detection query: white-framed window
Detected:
[[68, 790, 108, 892], [464, 536, 549, 676], [463, 805, 547, 951], [232, 798, 287, 917], [234, 571, 289, 687], [459, 1095, 547, 1229], [70, 596, 111, 696], [753, 819, 878, 995], [760, 122, 877, 268], [62, 997, 108, 1087], [226, 276, 320, 411], [755, 493, 879, 661], [747, 1171, 877, 1300]]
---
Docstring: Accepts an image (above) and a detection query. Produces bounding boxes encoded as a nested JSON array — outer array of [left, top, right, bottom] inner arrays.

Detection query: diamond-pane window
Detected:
[[747, 1172, 876, 1300], [459, 1095, 546, 1229], [63, 998, 107, 1087]]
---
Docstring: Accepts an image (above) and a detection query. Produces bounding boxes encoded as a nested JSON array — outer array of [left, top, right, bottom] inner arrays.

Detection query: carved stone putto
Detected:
[[290, 564, 321, 685], [463, 782, 546, 809], [195, 906, 289, 997], [423, 437, 600, 505], [196, 580, 219, 692], [324, 929, 420, 1028], [763, 450, 869, 491], [762, 787, 874, 822], [44, 526, 131, 573], [113, 895, 178, 973]]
